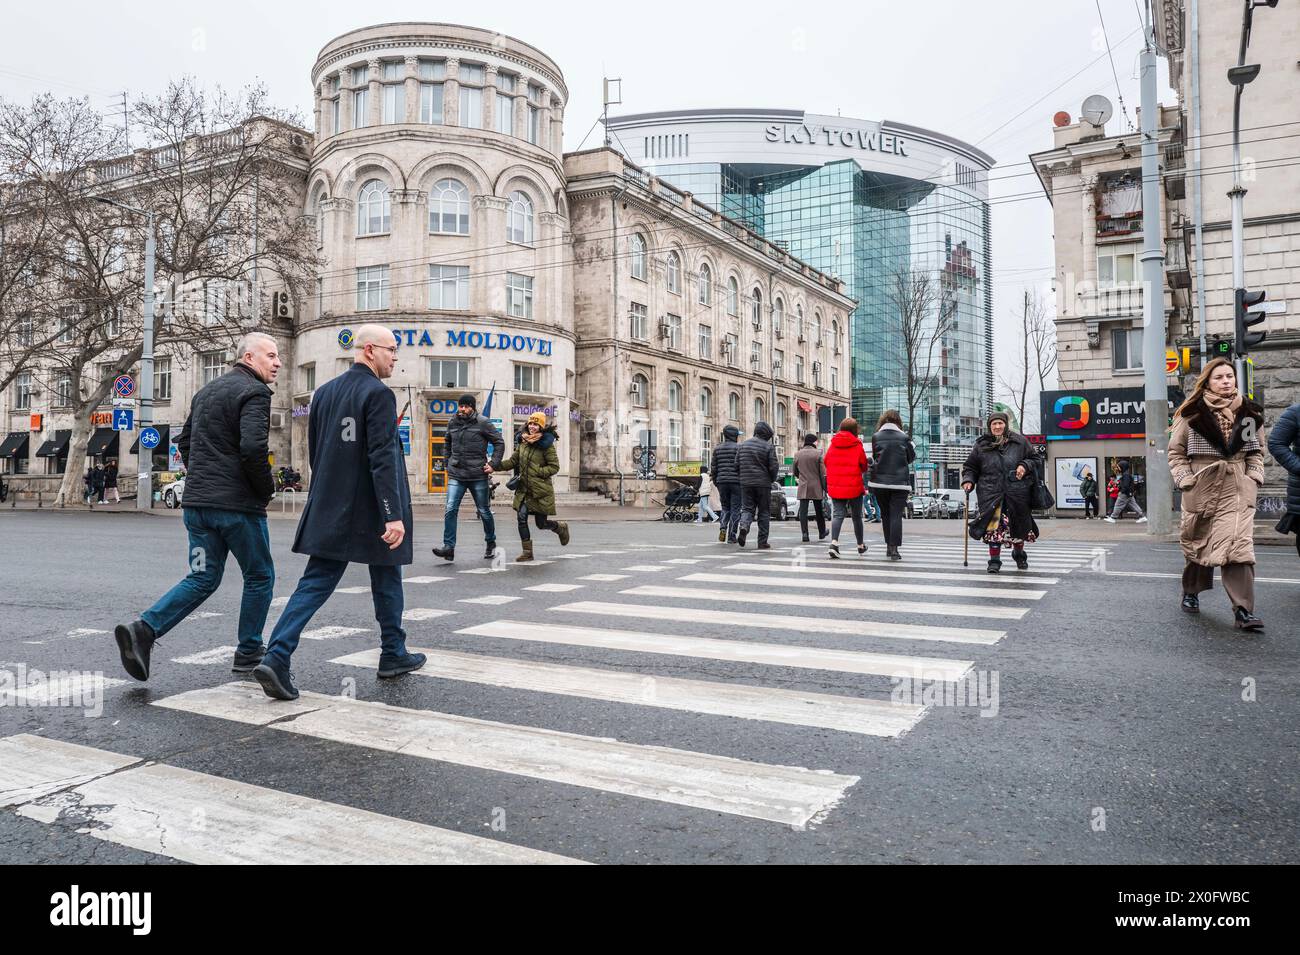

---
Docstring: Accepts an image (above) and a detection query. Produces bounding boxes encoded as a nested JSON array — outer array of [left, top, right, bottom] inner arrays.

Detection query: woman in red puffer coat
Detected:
[[823, 417, 869, 558]]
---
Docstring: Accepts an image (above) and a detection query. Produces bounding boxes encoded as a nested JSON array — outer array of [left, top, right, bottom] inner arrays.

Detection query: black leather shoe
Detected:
[[1181, 594, 1199, 614], [757, 541, 772, 550], [1233, 607, 1264, 631], [484, 543, 497, 560], [432, 546, 454, 562], [232, 646, 266, 673], [1012, 549, 1029, 570], [887, 546, 902, 561], [736, 529, 747, 547], [987, 558, 1002, 574], [377, 651, 428, 679], [253, 660, 299, 700], [114, 619, 156, 682]]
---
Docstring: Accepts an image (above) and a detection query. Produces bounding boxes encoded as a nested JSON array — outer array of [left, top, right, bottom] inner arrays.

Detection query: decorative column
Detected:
[[548, 97, 565, 159], [445, 57, 460, 126], [404, 56, 420, 123], [367, 58, 382, 127], [337, 69, 353, 131], [513, 88, 528, 141], [392, 190, 425, 310], [483, 64, 498, 132], [473, 195, 509, 314], [312, 82, 322, 137]]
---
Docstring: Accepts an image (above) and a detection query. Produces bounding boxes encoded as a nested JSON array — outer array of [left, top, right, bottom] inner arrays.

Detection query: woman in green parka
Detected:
[[498, 411, 570, 562]]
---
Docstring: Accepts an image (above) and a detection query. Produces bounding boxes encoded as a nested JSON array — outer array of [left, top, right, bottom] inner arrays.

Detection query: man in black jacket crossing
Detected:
[[709, 424, 742, 542], [735, 420, 779, 549], [113, 333, 281, 682]]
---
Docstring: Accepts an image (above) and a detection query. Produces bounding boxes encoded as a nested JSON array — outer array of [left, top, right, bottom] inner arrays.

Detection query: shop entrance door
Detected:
[[1105, 454, 1147, 511], [428, 420, 448, 492]]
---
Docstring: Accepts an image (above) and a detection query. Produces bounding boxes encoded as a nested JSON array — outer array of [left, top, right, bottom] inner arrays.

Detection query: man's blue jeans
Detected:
[[141, 506, 274, 655], [443, 478, 495, 550], [264, 557, 408, 668]]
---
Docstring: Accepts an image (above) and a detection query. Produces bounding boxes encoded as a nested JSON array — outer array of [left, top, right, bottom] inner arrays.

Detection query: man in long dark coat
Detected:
[[254, 324, 425, 700]]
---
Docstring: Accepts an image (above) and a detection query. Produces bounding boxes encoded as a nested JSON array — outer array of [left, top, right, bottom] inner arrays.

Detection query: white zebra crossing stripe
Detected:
[[624, 582, 1029, 621], [0, 734, 583, 865], [302, 626, 369, 641], [623, 565, 671, 572], [66, 628, 108, 637], [403, 608, 459, 621], [555, 600, 1006, 645], [723, 561, 1060, 585], [578, 574, 630, 582], [523, 584, 585, 592], [459, 620, 974, 682], [0, 672, 126, 704], [403, 576, 450, 584], [336, 586, 370, 594], [681, 571, 1044, 601], [171, 646, 233, 665], [153, 682, 860, 827], [331, 647, 926, 737], [459, 595, 521, 605]]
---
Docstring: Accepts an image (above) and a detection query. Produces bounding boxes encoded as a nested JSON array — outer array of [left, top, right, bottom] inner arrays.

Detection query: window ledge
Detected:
[[355, 232, 391, 239]]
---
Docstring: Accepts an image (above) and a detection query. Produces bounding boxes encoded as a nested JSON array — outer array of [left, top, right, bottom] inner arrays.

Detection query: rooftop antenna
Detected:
[[602, 78, 622, 147]]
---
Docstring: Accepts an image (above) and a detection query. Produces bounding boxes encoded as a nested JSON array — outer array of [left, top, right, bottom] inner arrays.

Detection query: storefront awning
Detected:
[[0, 432, 29, 459], [34, 430, 71, 458], [797, 399, 813, 414], [86, 428, 120, 458], [129, 424, 170, 454]]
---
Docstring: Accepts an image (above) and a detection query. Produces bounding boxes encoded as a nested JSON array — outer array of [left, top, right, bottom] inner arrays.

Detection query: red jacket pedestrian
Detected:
[[824, 428, 868, 500]]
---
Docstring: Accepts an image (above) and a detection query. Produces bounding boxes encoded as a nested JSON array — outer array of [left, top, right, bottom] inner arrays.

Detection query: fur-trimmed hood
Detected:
[[1181, 397, 1263, 457]]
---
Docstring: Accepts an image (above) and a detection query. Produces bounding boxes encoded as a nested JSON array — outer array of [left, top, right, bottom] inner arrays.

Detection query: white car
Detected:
[[162, 477, 185, 509]]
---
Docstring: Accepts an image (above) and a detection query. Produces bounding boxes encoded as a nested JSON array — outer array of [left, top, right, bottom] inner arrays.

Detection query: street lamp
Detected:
[[93, 195, 156, 511]]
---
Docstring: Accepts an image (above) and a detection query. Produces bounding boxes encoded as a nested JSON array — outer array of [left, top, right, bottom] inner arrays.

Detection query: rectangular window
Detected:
[[352, 65, 369, 85], [750, 340, 762, 371], [1112, 326, 1144, 370], [506, 272, 533, 319], [496, 93, 514, 133], [356, 265, 390, 311], [105, 307, 122, 338], [420, 83, 444, 124], [201, 351, 226, 386], [382, 84, 405, 123], [667, 313, 682, 351], [459, 86, 483, 128], [418, 60, 446, 80], [316, 277, 323, 316], [301, 363, 316, 393], [428, 265, 469, 309], [774, 348, 784, 379], [459, 63, 485, 85], [629, 302, 648, 340], [668, 418, 682, 462], [796, 354, 805, 384], [52, 373, 70, 407], [204, 282, 227, 326], [724, 333, 738, 367], [528, 105, 541, 144], [1097, 244, 1139, 287], [514, 363, 543, 393], [14, 372, 32, 410], [16, 315, 33, 346], [58, 308, 75, 343], [382, 61, 402, 81], [429, 359, 469, 389], [831, 366, 839, 393], [332, 97, 341, 135], [353, 88, 369, 128], [698, 323, 712, 360], [701, 424, 713, 460], [154, 357, 172, 400]]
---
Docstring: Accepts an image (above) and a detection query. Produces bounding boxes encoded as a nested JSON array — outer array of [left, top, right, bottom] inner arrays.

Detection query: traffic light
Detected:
[[1211, 337, 1233, 357], [1234, 288, 1267, 356]]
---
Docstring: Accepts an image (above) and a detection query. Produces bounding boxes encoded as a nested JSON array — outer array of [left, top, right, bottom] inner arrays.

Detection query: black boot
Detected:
[[1012, 548, 1028, 570], [113, 619, 156, 681], [432, 546, 455, 562], [987, 557, 1002, 574], [1181, 594, 1199, 613], [887, 545, 901, 561], [484, 542, 497, 560], [736, 529, 747, 547], [1233, 607, 1264, 631]]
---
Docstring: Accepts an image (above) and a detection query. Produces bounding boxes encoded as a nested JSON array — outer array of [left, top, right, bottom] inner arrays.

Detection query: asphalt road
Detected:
[[1, 509, 1297, 864]]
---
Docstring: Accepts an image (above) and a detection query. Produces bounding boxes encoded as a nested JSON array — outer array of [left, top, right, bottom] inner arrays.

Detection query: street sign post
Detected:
[[139, 427, 161, 451], [112, 409, 134, 432], [112, 375, 135, 399]]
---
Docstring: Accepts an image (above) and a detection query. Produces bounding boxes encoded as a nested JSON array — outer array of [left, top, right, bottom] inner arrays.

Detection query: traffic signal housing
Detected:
[[1234, 288, 1267, 356]]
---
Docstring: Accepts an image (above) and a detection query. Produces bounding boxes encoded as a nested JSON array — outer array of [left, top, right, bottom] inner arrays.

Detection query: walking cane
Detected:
[[962, 490, 971, 567]]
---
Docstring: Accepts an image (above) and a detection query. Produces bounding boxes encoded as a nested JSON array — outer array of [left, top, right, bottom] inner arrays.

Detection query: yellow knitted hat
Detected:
[[527, 411, 548, 428]]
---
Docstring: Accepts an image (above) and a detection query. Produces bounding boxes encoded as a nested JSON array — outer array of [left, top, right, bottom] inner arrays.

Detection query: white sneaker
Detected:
[[1136, 516, 1148, 523], [1104, 517, 1116, 523]]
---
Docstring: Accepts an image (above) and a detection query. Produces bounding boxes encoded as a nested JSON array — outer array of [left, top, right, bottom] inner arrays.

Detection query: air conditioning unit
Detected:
[[751, 317, 761, 329], [774, 323, 783, 338], [581, 418, 598, 435], [273, 291, 292, 320], [657, 319, 670, 339], [813, 361, 822, 375], [750, 357, 761, 370], [269, 410, 287, 429], [797, 333, 806, 343]]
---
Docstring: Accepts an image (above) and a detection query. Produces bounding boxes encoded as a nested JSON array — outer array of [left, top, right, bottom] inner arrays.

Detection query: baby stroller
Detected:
[[661, 479, 700, 522]]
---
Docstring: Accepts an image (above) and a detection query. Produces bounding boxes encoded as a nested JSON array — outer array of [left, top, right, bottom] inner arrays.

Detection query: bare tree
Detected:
[[997, 288, 1054, 432], [888, 267, 955, 439], [0, 81, 318, 505]]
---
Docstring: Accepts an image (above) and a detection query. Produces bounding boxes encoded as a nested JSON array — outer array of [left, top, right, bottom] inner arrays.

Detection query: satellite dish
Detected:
[[1081, 94, 1113, 127]]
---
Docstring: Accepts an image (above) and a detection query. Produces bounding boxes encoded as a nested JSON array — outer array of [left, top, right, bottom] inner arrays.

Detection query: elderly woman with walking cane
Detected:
[[961, 411, 1039, 573]]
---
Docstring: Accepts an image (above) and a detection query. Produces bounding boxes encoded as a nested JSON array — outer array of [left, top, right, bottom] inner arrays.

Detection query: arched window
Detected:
[[727, 276, 739, 316], [356, 179, 390, 235], [813, 310, 823, 347], [728, 391, 741, 422], [507, 190, 534, 244], [796, 304, 805, 341], [668, 378, 683, 412], [776, 401, 788, 430], [429, 178, 470, 234], [698, 263, 712, 306], [631, 373, 649, 408], [666, 251, 681, 294], [753, 396, 766, 424], [630, 233, 647, 280], [750, 287, 762, 328], [831, 318, 840, 350], [311, 187, 327, 248], [773, 296, 784, 336], [700, 386, 713, 417]]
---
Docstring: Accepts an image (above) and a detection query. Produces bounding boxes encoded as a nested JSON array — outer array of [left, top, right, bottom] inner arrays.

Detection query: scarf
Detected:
[[521, 429, 543, 445], [1201, 389, 1241, 446]]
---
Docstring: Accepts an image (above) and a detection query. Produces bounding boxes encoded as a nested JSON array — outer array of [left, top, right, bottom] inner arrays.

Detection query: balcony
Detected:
[[1079, 286, 1143, 319], [1163, 144, 1185, 201]]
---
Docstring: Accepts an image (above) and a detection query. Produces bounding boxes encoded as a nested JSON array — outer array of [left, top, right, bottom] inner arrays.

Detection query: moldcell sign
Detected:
[[764, 124, 908, 155]]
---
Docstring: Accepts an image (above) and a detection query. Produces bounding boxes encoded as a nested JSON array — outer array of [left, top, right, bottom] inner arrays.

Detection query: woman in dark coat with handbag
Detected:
[[1268, 401, 1300, 560], [498, 411, 569, 562], [868, 409, 915, 561], [962, 411, 1039, 573]]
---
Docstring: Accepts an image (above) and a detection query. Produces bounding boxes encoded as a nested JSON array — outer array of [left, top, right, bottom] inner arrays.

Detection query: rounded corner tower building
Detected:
[[300, 23, 573, 497], [607, 108, 995, 479]]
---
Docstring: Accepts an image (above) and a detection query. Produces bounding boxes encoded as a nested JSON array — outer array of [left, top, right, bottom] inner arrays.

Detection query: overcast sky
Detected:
[[2, 0, 1175, 399]]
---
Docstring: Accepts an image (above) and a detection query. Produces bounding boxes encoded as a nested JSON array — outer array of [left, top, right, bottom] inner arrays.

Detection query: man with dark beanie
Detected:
[[794, 432, 828, 542], [735, 420, 778, 549], [432, 392, 503, 562], [709, 424, 743, 542]]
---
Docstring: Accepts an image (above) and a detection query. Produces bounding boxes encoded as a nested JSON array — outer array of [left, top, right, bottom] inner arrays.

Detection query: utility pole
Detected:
[[1138, 0, 1172, 536]]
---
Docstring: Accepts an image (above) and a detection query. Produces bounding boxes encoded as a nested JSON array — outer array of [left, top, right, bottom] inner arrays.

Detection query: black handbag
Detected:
[[1030, 475, 1055, 509], [506, 475, 522, 491]]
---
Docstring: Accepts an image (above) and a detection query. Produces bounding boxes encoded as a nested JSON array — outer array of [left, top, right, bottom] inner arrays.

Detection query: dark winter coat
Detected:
[[292, 363, 412, 566], [176, 362, 274, 514], [1267, 402, 1300, 516], [499, 426, 560, 515], [793, 445, 826, 499], [736, 421, 778, 488], [91, 467, 105, 491], [824, 430, 868, 500], [710, 425, 742, 486], [962, 430, 1038, 541], [1117, 462, 1136, 495], [104, 464, 118, 489], [1079, 475, 1098, 499], [443, 411, 504, 483], [868, 424, 915, 491]]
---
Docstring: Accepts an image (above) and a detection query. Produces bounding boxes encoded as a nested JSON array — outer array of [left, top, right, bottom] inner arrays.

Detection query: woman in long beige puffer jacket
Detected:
[[1167, 357, 1265, 630]]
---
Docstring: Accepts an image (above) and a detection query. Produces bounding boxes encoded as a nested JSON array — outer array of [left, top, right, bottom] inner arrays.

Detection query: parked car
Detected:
[[907, 489, 974, 519], [779, 484, 831, 521], [162, 477, 185, 509]]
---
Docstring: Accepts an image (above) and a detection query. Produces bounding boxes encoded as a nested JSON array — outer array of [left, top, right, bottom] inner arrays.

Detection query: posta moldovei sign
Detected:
[[337, 327, 555, 357], [1040, 386, 1183, 441]]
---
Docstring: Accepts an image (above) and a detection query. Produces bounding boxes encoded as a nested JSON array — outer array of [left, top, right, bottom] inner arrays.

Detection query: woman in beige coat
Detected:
[[1167, 357, 1265, 630]]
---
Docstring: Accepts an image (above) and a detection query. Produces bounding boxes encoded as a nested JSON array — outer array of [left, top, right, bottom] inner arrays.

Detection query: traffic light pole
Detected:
[[1139, 2, 1172, 536], [137, 212, 156, 511]]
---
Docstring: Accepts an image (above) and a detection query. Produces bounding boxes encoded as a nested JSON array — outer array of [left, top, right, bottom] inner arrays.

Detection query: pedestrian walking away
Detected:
[[1267, 399, 1300, 561], [869, 409, 915, 561], [432, 391, 504, 562], [793, 433, 828, 542], [103, 459, 120, 504], [112, 333, 281, 682], [710, 424, 742, 542], [497, 411, 569, 562], [735, 420, 778, 549], [1104, 460, 1147, 523], [82, 465, 94, 505], [92, 463, 106, 504], [862, 488, 881, 523], [1079, 467, 1099, 519], [1168, 357, 1266, 630], [254, 324, 425, 700], [824, 417, 869, 559], [962, 411, 1039, 573], [695, 466, 719, 524]]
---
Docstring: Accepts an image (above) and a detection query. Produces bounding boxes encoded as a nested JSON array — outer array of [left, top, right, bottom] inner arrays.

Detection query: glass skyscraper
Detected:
[[607, 109, 994, 471]]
